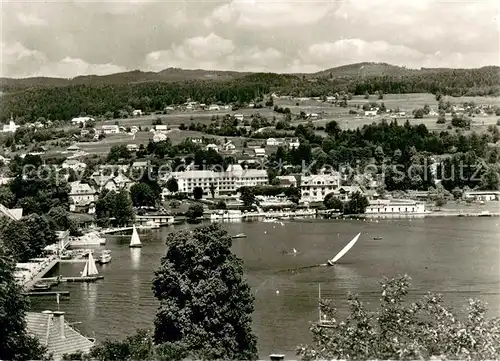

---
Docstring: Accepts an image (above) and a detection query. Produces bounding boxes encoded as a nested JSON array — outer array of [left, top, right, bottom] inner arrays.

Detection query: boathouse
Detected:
[[365, 199, 425, 214]]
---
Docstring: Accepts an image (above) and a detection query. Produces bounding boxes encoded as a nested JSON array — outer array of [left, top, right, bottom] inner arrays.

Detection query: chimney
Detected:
[[53, 311, 65, 339]]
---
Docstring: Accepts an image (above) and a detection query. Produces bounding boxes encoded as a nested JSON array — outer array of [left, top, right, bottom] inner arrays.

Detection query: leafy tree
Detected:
[[209, 183, 216, 199], [0, 248, 48, 360], [324, 193, 343, 210], [152, 224, 258, 360], [413, 108, 424, 119], [325, 121, 341, 137], [297, 274, 500, 360], [284, 186, 301, 204], [107, 145, 131, 162], [166, 178, 179, 194], [130, 183, 156, 208], [240, 187, 256, 208], [1, 214, 57, 262], [95, 190, 134, 226], [185, 204, 204, 221], [193, 186, 203, 200], [480, 166, 500, 190], [216, 200, 227, 209], [47, 206, 81, 236], [344, 192, 369, 215]]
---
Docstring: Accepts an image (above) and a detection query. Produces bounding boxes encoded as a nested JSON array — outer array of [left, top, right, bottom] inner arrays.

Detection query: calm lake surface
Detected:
[[31, 217, 500, 358]]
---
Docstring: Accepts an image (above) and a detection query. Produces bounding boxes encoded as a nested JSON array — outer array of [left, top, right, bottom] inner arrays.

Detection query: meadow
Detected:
[[65, 93, 499, 155]]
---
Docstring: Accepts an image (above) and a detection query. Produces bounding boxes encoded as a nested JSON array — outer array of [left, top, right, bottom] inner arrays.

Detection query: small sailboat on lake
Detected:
[[129, 225, 142, 248], [326, 233, 361, 266], [81, 252, 99, 277]]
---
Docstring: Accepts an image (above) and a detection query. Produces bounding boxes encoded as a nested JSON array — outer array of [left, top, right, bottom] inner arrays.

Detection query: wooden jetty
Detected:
[[41, 276, 104, 283], [22, 291, 70, 297]]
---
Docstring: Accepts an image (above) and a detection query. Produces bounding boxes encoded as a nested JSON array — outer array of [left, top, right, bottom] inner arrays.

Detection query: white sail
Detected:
[[129, 225, 142, 247], [328, 233, 361, 264], [81, 251, 99, 277]]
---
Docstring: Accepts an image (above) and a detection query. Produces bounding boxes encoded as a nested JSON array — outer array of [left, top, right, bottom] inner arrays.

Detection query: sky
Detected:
[[1, 0, 499, 78]]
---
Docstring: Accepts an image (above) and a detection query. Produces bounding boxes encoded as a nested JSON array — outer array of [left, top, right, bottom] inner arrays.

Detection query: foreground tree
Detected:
[[152, 224, 258, 360], [297, 275, 500, 360], [0, 248, 48, 360]]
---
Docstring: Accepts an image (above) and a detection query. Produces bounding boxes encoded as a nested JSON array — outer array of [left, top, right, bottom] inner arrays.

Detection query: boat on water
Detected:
[[137, 220, 160, 229], [129, 225, 142, 248], [232, 233, 247, 239], [71, 232, 106, 246], [98, 250, 112, 264], [60, 251, 72, 260], [33, 282, 52, 291], [263, 218, 279, 223], [326, 233, 361, 266], [373, 236, 383, 240], [81, 252, 99, 277]]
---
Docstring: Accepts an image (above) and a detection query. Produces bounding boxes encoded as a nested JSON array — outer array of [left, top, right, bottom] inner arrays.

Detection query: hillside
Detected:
[[310, 62, 417, 78]]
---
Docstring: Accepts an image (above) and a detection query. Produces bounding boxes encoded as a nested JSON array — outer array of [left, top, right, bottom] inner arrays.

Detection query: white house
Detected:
[[254, 148, 266, 158], [300, 173, 341, 202], [234, 114, 244, 121], [132, 109, 143, 116], [102, 173, 134, 192], [205, 144, 219, 152], [161, 164, 268, 199], [223, 141, 236, 151], [306, 113, 319, 119], [287, 138, 300, 149], [191, 138, 203, 144], [101, 125, 120, 134], [266, 138, 281, 146], [62, 159, 86, 171], [464, 191, 500, 202], [364, 110, 378, 117], [68, 181, 98, 209], [71, 116, 94, 126], [2, 121, 19, 133], [365, 199, 426, 214], [276, 175, 297, 187], [153, 132, 167, 143], [208, 104, 220, 111], [126, 144, 139, 152], [155, 124, 168, 132]]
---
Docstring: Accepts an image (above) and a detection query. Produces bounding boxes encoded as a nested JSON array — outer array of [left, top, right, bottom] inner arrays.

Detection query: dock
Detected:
[[58, 259, 87, 263], [23, 257, 60, 291], [101, 226, 133, 234], [41, 276, 104, 283], [22, 291, 70, 297]]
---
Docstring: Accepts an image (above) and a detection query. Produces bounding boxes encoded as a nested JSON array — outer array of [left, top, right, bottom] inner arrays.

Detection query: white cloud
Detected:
[[16, 12, 47, 26]]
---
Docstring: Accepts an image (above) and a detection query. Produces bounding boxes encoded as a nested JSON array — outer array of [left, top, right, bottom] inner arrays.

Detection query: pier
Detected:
[[100, 226, 133, 234], [41, 276, 104, 283], [23, 257, 60, 291], [22, 291, 70, 297]]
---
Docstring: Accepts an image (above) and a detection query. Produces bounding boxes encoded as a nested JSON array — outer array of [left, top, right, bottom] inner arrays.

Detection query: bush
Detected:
[[297, 274, 500, 360], [436, 117, 446, 124], [497, 119, 500, 126]]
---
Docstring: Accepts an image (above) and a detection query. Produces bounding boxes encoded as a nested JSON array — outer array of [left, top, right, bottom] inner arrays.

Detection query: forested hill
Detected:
[[1, 63, 499, 122]]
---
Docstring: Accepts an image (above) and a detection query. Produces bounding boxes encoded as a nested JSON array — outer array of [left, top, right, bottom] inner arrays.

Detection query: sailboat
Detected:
[[326, 233, 361, 266], [129, 225, 142, 248], [81, 252, 99, 277]]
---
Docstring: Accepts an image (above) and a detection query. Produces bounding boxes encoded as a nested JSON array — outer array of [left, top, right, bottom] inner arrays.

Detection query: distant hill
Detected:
[[1, 62, 498, 91]]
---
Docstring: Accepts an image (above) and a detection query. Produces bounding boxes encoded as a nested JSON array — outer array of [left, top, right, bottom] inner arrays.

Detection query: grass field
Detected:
[[60, 93, 499, 155]]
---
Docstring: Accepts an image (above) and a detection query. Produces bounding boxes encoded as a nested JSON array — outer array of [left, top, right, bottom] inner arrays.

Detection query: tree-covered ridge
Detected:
[[1, 65, 498, 121]]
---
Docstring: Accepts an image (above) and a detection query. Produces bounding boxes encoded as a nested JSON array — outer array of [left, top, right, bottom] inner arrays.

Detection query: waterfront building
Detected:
[[464, 190, 500, 202], [26, 311, 95, 361], [300, 173, 341, 202], [161, 164, 268, 198], [365, 199, 426, 214]]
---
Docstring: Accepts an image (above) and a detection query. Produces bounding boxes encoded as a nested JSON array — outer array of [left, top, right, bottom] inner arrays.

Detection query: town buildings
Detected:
[[161, 164, 268, 199], [365, 199, 426, 214], [101, 125, 120, 134], [68, 181, 98, 211]]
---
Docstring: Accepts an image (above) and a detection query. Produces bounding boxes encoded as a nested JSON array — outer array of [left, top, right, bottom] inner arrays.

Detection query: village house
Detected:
[[223, 141, 236, 152], [306, 113, 319, 119], [191, 138, 203, 144], [26, 311, 95, 361], [126, 144, 139, 152], [101, 125, 120, 134], [155, 124, 168, 132], [131, 160, 148, 169], [254, 148, 266, 158], [266, 138, 281, 146], [287, 138, 300, 149], [2, 120, 19, 133], [164, 106, 175, 112], [364, 110, 378, 117], [66, 145, 80, 152], [62, 159, 86, 171], [234, 114, 244, 121], [102, 173, 134, 192], [161, 164, 268, 199], [80, 129, 90, 136], [208, 104, 220, 111], [71, 116, 94, 126], [153, 132, 167, 143], [205, 144, 219, 152], [300, 173, 341, 202], [132, 109, 143, 116], [68, 181, 98, 212]]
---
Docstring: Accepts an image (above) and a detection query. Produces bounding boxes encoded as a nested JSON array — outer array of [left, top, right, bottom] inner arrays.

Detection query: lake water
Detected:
[[31, 217, 500, 359]]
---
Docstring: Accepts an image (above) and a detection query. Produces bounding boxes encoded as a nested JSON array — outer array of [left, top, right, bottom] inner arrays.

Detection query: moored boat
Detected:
[[232, 233, 247, 239], [129, 225, 142, 248], [98, 250, 112, 264]]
